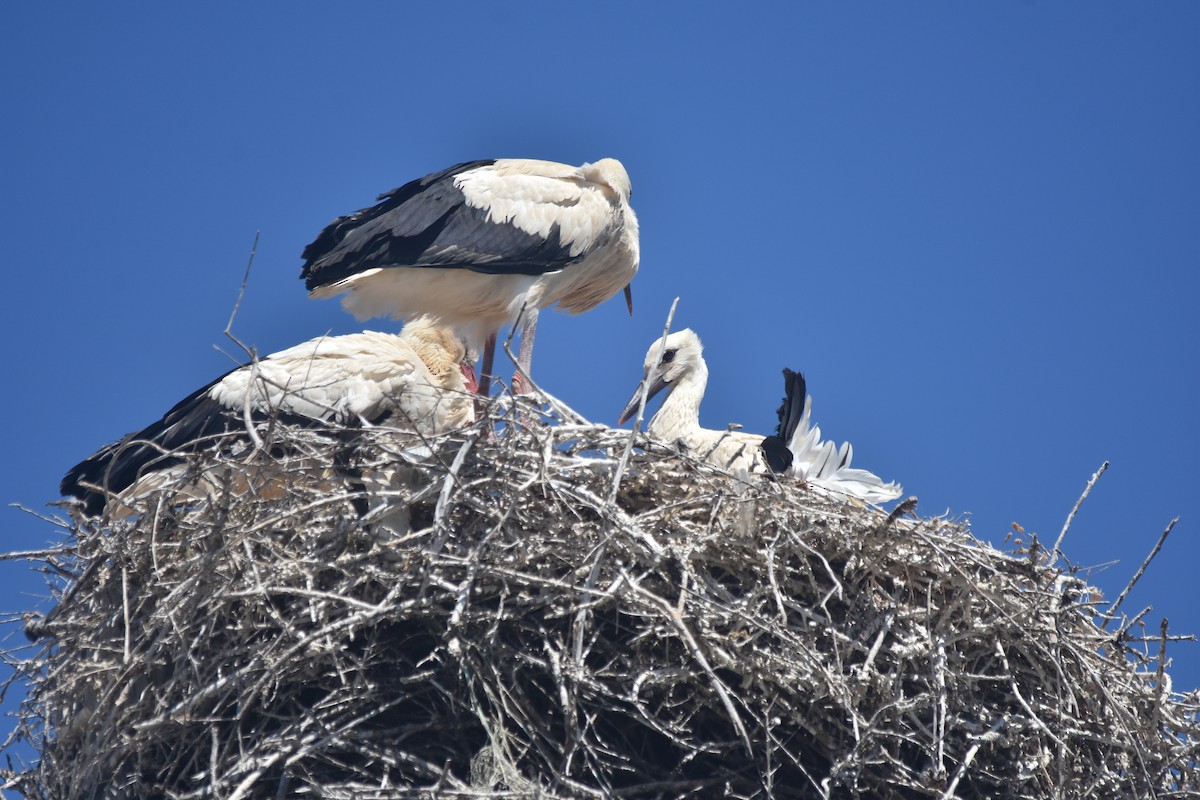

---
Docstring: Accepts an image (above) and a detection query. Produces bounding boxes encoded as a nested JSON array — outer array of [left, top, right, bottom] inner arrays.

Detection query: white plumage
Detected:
[[619, 329, 903, 503], [618, 330, 766, 473], [61, 317, 473, 516], [768, 369, 905, 504], [206, 326, 471, 432], [301, 158, 640, 393]]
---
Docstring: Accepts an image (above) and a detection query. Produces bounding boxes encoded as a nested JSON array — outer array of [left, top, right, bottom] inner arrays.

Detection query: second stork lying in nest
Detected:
[[619, 329, 903, 503], [60, 317, 474, 517]]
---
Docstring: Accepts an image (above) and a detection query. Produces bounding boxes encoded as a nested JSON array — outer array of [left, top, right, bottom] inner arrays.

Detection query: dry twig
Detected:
[[2, 399, 1197, 799]]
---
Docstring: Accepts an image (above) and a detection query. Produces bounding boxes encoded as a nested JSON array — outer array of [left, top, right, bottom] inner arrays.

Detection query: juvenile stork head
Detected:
[[618, 329, 706, 425]]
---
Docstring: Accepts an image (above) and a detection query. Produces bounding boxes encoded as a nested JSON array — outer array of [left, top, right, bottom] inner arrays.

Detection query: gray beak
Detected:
[[618, 373, 669, 426]]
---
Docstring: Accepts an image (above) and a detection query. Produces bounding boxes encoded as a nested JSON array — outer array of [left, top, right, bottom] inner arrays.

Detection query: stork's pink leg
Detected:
[[512, 308, 539, 395]]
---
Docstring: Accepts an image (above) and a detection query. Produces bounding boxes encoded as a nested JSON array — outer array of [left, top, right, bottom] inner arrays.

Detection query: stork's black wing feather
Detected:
[[300, 161, 493, 274], [60, 361, 371, 516], [60, 372, 240, 516], [300, 159, 582, 290], [760, 368, 807, 474]]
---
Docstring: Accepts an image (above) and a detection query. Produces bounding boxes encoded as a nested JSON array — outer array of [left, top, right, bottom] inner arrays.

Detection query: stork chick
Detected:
[[618, 329, 902, 503]]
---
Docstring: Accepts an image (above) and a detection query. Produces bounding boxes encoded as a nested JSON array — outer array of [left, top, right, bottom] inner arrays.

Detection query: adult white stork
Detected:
[[300, 158, 640, 395], [618, 329, 903, 503], [61, 317, 474, 517]]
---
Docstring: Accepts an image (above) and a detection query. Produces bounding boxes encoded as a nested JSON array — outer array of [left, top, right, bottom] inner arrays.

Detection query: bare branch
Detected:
[[1105, 516, 1180, 626], [1049, 460, 1108, 567]]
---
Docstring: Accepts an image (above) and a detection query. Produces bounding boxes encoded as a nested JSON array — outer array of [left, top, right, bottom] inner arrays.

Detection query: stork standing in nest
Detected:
[[300, 158, 640, 396], [61, 317, 473, 517], [619, 329, 903, 503]]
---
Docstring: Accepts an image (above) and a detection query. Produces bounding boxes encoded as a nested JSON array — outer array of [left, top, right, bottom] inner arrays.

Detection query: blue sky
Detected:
[[2, 0, 1198, 758]]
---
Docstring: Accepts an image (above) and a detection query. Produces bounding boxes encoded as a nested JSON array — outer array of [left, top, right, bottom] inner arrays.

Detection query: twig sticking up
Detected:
[[567, 300, 681, 671], [223, 230, 261, 360], [209, 231, 269, 450], [1050, 460, 1108, 568], [608, 296, 679, 507], [1104, 516, 1180, 627]]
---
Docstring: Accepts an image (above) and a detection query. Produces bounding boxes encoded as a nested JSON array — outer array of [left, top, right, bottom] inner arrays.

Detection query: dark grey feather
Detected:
[[300, 159, 583, 290], [761, 368, 806, 474]]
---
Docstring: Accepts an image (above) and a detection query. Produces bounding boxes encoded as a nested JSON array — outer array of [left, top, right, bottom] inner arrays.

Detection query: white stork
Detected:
[[300, 158, 640, 395], [61, 317, 474, 517], [618, 329, 903, 503]]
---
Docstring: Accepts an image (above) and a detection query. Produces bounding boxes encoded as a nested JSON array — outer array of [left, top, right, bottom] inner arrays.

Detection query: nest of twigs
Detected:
[[3, 395, 1198, 799]]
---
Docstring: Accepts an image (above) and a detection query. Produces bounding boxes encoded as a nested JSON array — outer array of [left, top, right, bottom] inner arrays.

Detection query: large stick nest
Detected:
[[4, 397, 1198, 798]]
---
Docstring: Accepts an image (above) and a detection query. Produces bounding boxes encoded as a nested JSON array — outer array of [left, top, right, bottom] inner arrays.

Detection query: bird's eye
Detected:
[[662, 349, 676, 364]]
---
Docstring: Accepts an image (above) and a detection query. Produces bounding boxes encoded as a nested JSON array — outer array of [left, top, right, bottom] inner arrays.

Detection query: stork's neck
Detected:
[[648, 361, 708, 440]]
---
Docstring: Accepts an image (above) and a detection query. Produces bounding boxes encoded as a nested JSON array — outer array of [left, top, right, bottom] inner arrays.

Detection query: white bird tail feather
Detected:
[[776, 372, 903, 503]]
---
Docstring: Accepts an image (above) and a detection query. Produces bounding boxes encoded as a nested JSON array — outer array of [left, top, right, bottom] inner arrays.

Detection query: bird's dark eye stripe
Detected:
[[662, 349, 676, 364]]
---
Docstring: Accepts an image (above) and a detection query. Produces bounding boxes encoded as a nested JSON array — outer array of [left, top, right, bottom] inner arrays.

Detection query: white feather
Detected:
[[208, 326, 470, 433], [455, 159, 626, 257]]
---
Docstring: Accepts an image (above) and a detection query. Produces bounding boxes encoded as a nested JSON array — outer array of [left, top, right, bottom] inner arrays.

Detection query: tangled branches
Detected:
[[4, 398, 1198, 798]]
